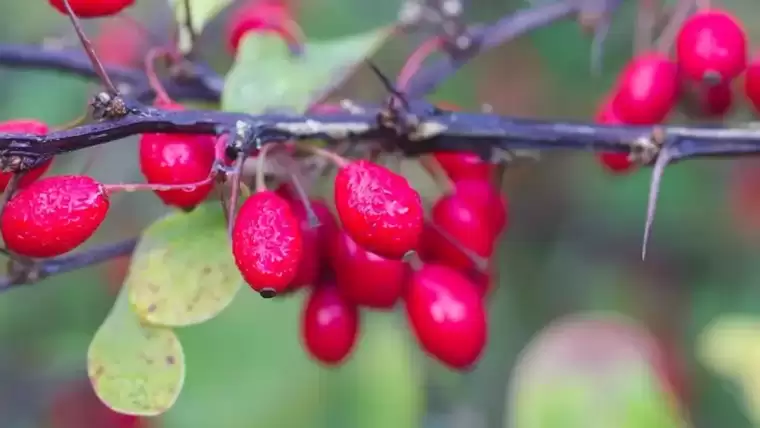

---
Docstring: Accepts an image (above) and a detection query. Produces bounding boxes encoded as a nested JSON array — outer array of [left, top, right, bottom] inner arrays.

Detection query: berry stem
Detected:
[[59, 0, 118, 95], [227, 151, 246, 237], [403, 250, 424, 271], [103, 176, 213, 195], [255, 143, 274, 192], [287, 172, 320, 228], [425, 219, 489, 273], [144, 48, 173, 105], [397, 36, 442, 91], [418, 155, 454, 194], [634, 0, 659, 54], [296, 142, 348, 168], [653, 0, 695, 53]]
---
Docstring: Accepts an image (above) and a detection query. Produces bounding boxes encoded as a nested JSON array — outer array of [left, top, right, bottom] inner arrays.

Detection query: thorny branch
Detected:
[[0, 0, 757, 290]]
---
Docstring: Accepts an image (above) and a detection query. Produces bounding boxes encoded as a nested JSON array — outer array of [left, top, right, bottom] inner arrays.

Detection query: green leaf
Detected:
[[506, 312, 688, 428], [221, 26, 392, 115], [128, 203, 242, 328], [168, 0, 234, 53], [87, 283, 185, 416]]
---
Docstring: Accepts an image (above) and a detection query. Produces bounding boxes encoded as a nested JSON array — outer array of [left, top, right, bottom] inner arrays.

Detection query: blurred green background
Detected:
[[4, 0, 760, 427]]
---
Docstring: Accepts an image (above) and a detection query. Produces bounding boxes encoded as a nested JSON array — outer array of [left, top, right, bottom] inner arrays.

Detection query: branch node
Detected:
[[91, 92, 129, 120]]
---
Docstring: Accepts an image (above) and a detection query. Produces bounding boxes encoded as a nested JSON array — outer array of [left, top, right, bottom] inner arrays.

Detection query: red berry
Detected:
[[138, 104, 216, 209], [0, 119, 53, 190], [311, 199, 339, 260], [680, 80, 733, 119], [285, 199, 321, 290], [423, 193, 495, 271], [1, 175, 109, 258], [330, 230, 407, 309], [405, 264, 487, 370], [226, 0, 296, 55], [744, 54, 760, 113], [334, 160, 424, 260], [451, 179, 508, 235], [676, 9, 747, 84], [231, 191, 303, 296], [48, 0, 134, 18], [594, 100, 635, 173], [301, 281, 359, 365], [433, 152, 493, 182], [611, 52, 679, 124], [93, 20, 143, 67]]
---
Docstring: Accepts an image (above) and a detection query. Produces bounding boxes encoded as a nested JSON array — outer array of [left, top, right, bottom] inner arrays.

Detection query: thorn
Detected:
[[366, 61, 411, 111], [641, 146, 673, 261], [60, 0, 119, 95]]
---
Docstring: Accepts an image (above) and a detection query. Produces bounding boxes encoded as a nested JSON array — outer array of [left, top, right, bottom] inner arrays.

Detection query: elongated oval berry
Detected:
[[679, 80, 733, 119], [334, 160, 424, 260], [301, 281, 359, 365], [232, 191, 303, 297], [594, 99, 635, 173], [424, 193, 495, 271], [676, 9, 747, 84], [433, 152, 492, 182], [452, 179, 508, 235], [1, 175, 109, 258], [405, 264, 487, 370], [0, 119, 53, 191], [330, 230, 407, 309], [49, 0, 135, 18], [138, 103, 216, 209], [226, 0, 296, 55], [611, 52, 679, 125]]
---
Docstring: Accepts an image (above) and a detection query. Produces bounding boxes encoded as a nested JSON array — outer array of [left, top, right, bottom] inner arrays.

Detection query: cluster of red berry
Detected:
[[596, 8, 759, 173]]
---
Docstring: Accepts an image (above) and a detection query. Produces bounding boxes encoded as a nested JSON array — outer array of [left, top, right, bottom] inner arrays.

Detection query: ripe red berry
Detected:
[[744, 54, 760, 113], [311, 199, 339, 260], [138, 104, 216, 209], [226, 0, 296, 55], [48, 0, 135, 18], [594, 100, 635, 173], [334, 160, 424, 260], [0, 119, 52, 190], [424, 193, 495, 271], [680, 80, 733, 119], [284, 199, 321, 290], [433, 151, 493, 182], [1, 175, 109, 258], [330, 230, 408, 309], [676, 9, 747, 84], [611, 52, 679, 124], [301, 281, 359, 365], [231, 191, 303, 297], [451, 179, 508, 235], [405, 263, 487, 370]]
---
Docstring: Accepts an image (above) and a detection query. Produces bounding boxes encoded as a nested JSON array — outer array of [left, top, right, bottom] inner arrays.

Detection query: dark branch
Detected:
[[0, 1, 758, 290]]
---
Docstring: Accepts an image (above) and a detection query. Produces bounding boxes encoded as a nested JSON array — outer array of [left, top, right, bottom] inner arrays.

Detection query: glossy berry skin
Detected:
[[139, 104, 216, 209], [48, 0, 135, 18], [334, 160, 424, 260], [405, 264, 487, 370], [611, 52, 679, 125], [1, 175, 109, 258], [433, 152, 492, 182], [595, 100, 635, 173], [330, 230, 407, 309], [745, 55, 760, 113], [226, 0, 294, 55], [424, 194, 495, 271], [301, 282, 359, 365], [676, 10, 747, 84], [452, 179, 508, 235], [0, 119, 52, 191], [232, 191, 303, 296]]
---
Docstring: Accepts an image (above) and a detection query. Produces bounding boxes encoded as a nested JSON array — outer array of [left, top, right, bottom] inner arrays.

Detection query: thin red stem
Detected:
[[654, 0, 695, 53], [144, 47, 173, 105], [397, 36, 442, 91], [256, 143, 274, 192], [296, 142, 348, 167], [103, 175, 214, 195]]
